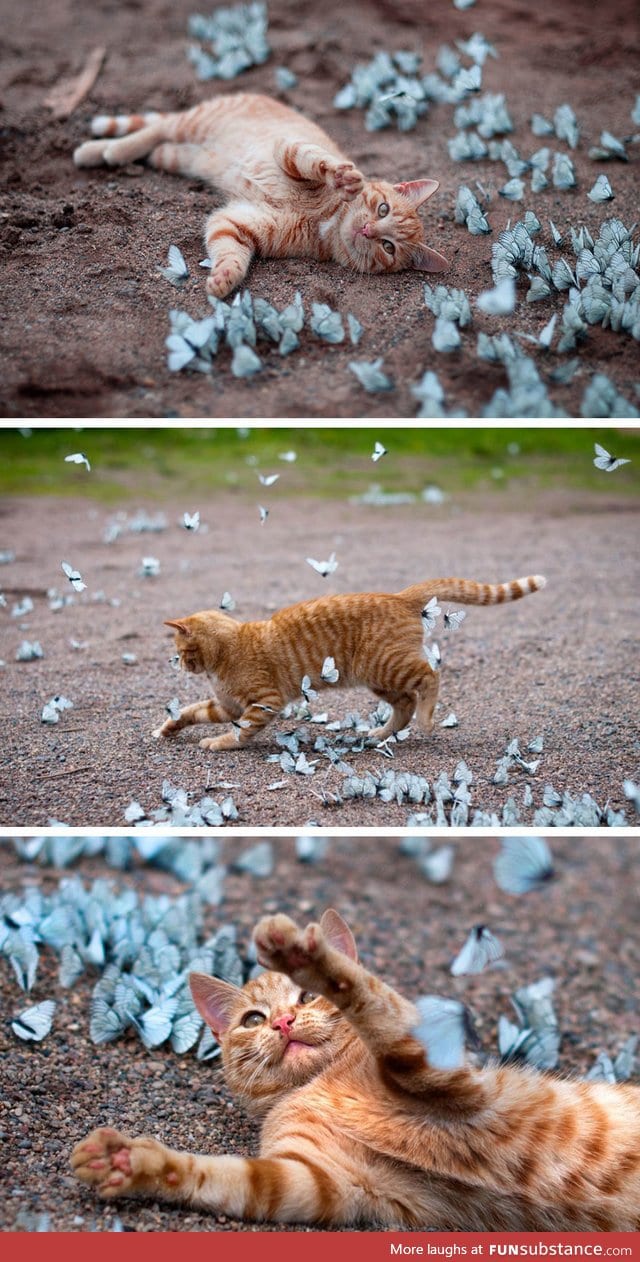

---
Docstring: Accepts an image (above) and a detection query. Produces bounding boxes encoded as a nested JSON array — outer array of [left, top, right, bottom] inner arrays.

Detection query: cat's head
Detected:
[[164, 610, 237, 674], [190, 910, 357, 1116], [337, 179, 448, 275]]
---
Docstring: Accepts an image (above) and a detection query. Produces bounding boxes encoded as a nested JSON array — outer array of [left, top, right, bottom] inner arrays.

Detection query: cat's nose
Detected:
[[272, 1013, 295, 1035], [361, 222, 373, 238]]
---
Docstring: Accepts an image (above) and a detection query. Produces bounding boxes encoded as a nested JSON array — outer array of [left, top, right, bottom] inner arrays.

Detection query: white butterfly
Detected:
[[279, 450, 297, 462], [588, 174, 614, 203], [412, 995, 471, 1070], [321, 656, 339, 683], [476, 277, 516, 316], [440, 712, 459, 727], [372, 440, 388, 462], [182, 511, 200, 531], [64, 452, 90, 471], [443, 608, 466, 631], [593, 442, 630, 472], [139, 556, 160, 576], [419, 845, 454, 884], [220, 591, 235, 611], [421, 596, 441, 633], [450, 925, 504, 976], [301, 674, 318, 702], [259, 505, 269, 524], [423, 641, 441, 671], [306, 552, 338, 577], [159, 244, 189, 285], [12, 1000, 56, 1042], [494, 836, 554, 895], [133, 997, 179, 1049], [61, 561, 86, 592], [258, 473, 279, 487], [170, 1009, 203, 1054]]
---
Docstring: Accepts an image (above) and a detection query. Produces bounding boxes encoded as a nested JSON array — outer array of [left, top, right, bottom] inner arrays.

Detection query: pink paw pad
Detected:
[[112, 1148, 133, 1173]]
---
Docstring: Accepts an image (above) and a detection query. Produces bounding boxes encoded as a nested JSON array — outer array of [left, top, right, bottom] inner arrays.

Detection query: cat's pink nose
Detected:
[[361, 222, 373, 238], [272, 1013, 295, 1035]]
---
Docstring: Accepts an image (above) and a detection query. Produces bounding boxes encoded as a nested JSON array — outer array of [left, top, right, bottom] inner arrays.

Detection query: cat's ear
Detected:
[[165, 618, 192, 636], [189, 972, 241, 1037], [320, 909, 358, 961], [410, 244, 449, 273], [394, 179, 439, 207]]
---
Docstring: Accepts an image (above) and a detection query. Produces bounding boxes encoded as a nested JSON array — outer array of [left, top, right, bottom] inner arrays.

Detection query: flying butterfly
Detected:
[[159, 244, 189, 286], [593, 442, 631, 472], [450, 925, 504, 977], [258, 505, 269, 524], [61, 561, 86, 592], [444, 608, 466, 631], [321, 656, 339, 684], [258, 473, 280, 487], [494, 836, 554, 895], [182, 511, 200, 531], [412, 995, 476, 1070], [220, 591, 236, 611], [64, 452, 91, 471], [421, 596, 441, 633], [371, 440, 388, 462], [11, 1000, 56, 1042], [423, 641, 441, 672], [306, 552, 338, 577]]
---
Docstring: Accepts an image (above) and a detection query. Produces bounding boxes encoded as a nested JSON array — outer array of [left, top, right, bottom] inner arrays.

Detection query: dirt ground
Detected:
[[1, 837, 638, 1232], [0, 489, 638, 827], [0, 0, 639, 419]]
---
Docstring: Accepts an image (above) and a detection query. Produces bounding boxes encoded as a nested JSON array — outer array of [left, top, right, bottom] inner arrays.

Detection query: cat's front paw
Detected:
[[70, 1127, 170, 1200], [329, 162, 364, 200], [199, 732, 238, 751], [254, 914, 322, 978], [206, 265, 244, 300]]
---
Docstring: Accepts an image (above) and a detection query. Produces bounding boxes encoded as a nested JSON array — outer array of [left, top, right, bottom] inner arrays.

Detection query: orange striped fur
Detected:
[[73, 93, 448, 297], [152, 574, 547, 749], [71, 910, 640, 1229]]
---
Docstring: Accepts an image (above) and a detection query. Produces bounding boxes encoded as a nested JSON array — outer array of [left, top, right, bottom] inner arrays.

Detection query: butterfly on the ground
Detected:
[[159, 244, 189, 285], [64, 452, 90, 471], [258, 473, 279, 487], [182, 511, 200, 531], [11, 1000, 56, 1042], [306, 552, 338, 577], [321, 656, 339, 683], [61, 561, 86, 592], [494, 836, 554, 895], [444, 608, 466, 631], [450, 925, 504, 976], [421, 596, 441, 633], [593, 442, 630, 472], [258, 505, 269, 524], [371, 440, 388, 462]]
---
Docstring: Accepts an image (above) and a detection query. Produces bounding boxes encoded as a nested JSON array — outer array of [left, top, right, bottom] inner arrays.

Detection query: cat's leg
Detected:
[[203, 202, 274, 299], [254, 914, 487, 1117], [274, 140, 364, 199], [199, 693, 283, 751], [74, 119, 177, 168], [148, 142, 219, 182], [367, 692, 416, 743], [151, 696, 240, 741], [71, 1126, 343, 1223]]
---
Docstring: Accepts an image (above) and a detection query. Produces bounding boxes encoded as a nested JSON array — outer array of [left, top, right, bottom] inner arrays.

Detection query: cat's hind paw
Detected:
[[329, 162, 364, 200], [71, 1127, 155, 1199], [152, 720, 177, 740], [73, 141, 110, 168]]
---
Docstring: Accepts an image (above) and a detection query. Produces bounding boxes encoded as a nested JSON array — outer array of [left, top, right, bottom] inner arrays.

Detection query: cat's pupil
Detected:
[[382, 240, 395, 255], [378, 202, 390, 218], [298, 990, 316, 1004], [242, 1010, 266, 1027]]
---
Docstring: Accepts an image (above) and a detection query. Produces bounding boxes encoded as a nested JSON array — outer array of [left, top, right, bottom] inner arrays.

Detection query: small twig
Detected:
[[46, 763, 92, 780], [44, 46, 106, 119]]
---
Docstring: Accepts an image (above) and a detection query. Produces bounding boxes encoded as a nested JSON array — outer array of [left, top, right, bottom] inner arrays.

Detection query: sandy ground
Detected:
[[0, 489, 638, 827], [1, 837, 638, 1232], [0, 0, 639, 418]]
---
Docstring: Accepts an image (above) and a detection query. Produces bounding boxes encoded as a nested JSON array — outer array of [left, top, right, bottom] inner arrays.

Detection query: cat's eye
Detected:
[[241, 1010, 266, 1027], [382, 239, 395, 256], [378, 202, 390, 218], [298, 991, 316, 1004]]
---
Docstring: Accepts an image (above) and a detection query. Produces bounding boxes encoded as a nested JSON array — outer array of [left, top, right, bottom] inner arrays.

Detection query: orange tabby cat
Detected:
[[71, 909, 640, 1229], [153, 573, 546, 750], [73, 93, 448, 297]]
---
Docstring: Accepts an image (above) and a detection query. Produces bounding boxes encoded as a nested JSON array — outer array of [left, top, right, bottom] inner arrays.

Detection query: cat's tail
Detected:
[[398, 574, 547, 612], [89, 112, 164, 137]]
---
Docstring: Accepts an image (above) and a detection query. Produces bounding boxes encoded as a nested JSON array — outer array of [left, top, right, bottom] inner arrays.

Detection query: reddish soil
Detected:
[[1, 838, 638, 1232], [0, 490, 638, 828], [0, 0, 639, 418]]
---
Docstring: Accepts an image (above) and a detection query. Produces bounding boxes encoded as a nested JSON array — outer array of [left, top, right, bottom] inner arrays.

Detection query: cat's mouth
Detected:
[[282, 1037, 318, 1058]]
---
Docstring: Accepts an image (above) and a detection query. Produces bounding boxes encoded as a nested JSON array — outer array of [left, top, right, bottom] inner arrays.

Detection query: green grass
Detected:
[[1, 426, 639, 503]]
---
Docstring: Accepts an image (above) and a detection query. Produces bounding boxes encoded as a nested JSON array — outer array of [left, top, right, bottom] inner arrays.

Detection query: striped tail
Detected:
[[398, 575, 547, 612], [90, 112, 164, 137]]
